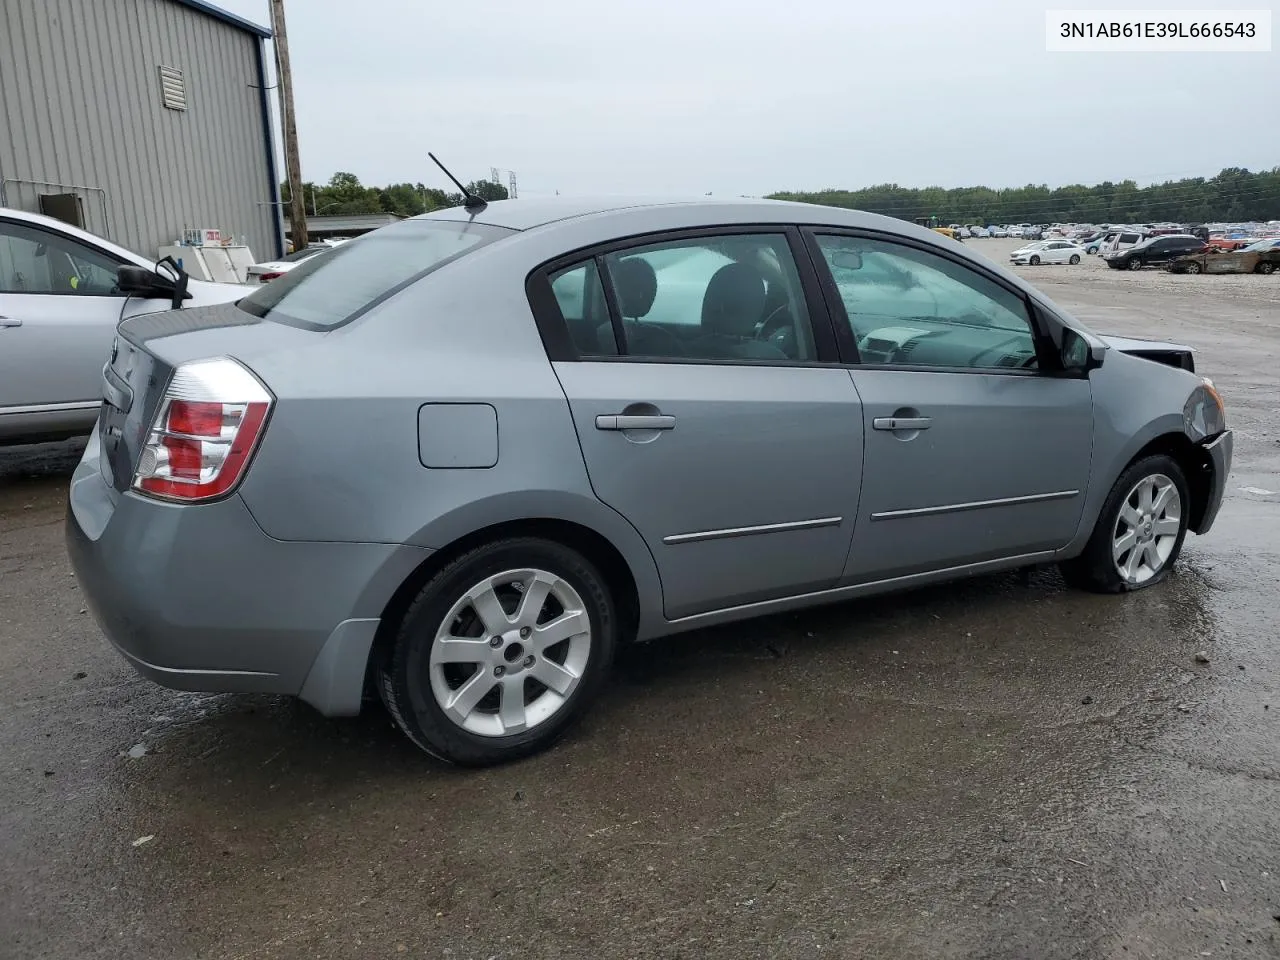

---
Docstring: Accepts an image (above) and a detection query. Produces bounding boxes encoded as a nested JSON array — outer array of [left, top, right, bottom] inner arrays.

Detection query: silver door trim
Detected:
[[869, 489, 1079, 521], [0, 399, 101, 416], [665, 550, 1056, 628], [663, 516, 844, 545]]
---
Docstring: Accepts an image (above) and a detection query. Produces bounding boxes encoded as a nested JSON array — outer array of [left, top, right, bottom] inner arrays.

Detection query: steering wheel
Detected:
[[757, 304, 798, 358]]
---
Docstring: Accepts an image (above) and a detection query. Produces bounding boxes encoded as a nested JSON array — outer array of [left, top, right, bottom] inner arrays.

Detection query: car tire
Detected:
[[1029, 255, 1040, 265], [1069, 254, 1081, 265], [379, 537, 618, 766], [1256, 262, 1275, 275], [1059, 454, 1190, 594], [1184, 262, 1202, 274], [1127, 258, 1143, 271]]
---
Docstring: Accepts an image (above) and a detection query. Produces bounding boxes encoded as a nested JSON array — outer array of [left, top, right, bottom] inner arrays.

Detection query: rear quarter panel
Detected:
[[230, 237, 670, 633]]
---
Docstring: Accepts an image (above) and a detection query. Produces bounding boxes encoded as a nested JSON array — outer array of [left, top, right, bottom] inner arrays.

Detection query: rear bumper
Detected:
[[1193, 429, 1232, 535], [65, 431, 431, 715]]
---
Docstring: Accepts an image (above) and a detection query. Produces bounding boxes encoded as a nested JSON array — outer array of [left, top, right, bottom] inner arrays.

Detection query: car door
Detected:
[[805, 230, 1094, 583], [1049, 242, 1069, 263], [531, 227, 863, 620], [1146, 238, 1176, 264], [0, 217, 126, 417]]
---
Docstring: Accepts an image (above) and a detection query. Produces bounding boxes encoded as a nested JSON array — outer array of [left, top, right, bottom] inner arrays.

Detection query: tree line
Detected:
[[287, 166, 1280, 226], [767, 167, 1280, 225], [280, 172, 509, 218]]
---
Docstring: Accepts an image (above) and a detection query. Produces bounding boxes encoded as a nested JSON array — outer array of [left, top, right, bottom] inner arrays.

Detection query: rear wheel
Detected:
[[380, 538, 617, 765], [1069, 254, 1081, 265], [1256, 261, 1275, 275], [1059, 455, 1189, 593]]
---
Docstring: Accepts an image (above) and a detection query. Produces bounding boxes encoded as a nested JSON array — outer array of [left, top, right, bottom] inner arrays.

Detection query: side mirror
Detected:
[[116, 265, 176, 299], [830, 250, 863, 270], [1062, 327, 1104, 372]]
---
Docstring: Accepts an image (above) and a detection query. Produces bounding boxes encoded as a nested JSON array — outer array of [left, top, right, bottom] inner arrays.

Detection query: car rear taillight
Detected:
[[132, 357, 273, 502], [258, 271, 285, 282]]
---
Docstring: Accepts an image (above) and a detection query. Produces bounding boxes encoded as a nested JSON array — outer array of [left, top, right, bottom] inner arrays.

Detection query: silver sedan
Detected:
[[67, 197, 1232, 765]]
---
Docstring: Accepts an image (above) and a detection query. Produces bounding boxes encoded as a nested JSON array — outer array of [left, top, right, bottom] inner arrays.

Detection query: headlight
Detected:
[[1183, 379, 1226, 441]]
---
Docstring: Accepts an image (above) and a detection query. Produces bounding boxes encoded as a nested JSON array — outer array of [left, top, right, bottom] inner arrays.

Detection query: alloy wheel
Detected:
[[1112, 474, 1182, 585], [429, 568, 592, 737]]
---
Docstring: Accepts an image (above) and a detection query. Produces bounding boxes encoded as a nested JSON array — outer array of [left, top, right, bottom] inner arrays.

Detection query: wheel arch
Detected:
[[1121, 432, 1216, 533], [366, 497, 665, 696]]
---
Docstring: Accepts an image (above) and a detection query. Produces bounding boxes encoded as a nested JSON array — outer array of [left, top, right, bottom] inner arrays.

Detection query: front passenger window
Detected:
[[0, 221, 123, 295], [815, 234, 1039, 371]]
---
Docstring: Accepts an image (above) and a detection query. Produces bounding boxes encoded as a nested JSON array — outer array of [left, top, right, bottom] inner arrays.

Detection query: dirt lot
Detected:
[[2, 238, 1279, 960]]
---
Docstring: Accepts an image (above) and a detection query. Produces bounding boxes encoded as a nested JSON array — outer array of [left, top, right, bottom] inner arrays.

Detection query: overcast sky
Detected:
[[216, 0, 1278, 197]]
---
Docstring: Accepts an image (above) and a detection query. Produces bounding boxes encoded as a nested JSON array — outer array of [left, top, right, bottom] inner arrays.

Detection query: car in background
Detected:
[[987, 225, 1009, 237], [0, 207, 247, 444], [1010, 239, 1084, 265], [1206, 235, 1252, 252], [65, 196, 1232, 765], [1085, 231, 1123, 254], [246, 243, 337, 284], [1105, 234, 1207, 271], [1168, 238, 1280, 275], [1099, 231, 1147, 259]]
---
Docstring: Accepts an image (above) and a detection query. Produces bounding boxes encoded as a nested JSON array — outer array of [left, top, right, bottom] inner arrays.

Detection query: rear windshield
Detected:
[[237, 219, 512, 330]]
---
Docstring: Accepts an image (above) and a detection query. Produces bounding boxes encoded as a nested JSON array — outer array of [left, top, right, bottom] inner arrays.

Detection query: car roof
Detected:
[[416, 195, 881, 232], [0, 206, 152, 267]]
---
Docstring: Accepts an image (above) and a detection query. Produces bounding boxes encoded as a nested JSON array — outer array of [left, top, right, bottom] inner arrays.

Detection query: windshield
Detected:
[[1243, 238, 1280, 252], [237, 219, 512, 330]]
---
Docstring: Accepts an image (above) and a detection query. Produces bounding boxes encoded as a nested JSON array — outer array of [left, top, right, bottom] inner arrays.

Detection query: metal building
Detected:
[[0, 0, 283, 262]]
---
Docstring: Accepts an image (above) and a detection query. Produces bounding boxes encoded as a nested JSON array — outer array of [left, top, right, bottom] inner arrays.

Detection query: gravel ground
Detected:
[[2, 239, 1279, 960]]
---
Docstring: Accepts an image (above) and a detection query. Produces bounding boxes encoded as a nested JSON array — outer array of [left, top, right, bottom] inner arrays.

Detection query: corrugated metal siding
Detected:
[[0, 0, 279, 260]]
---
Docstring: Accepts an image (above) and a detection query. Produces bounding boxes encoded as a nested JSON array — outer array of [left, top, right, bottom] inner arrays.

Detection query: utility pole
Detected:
[[269, 0, 307, 251]]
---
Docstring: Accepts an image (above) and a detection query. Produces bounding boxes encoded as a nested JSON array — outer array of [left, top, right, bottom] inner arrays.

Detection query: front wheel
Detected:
[[1059, 455, 1190, 593], [1128, 257, 1144, 271], [1029, 255, 1041, 265], [1069, 254, 1081, 265], [1183, 261, 1202, 274], [379, 538, 617, 765]]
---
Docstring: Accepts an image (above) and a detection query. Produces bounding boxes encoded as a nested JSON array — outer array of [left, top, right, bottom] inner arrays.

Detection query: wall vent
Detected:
[[158, 65, 187, 111]]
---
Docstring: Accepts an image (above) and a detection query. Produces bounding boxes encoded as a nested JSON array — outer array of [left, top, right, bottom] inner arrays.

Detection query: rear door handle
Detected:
[[595, 414, 676, 431], [0, 316, 21, 328], [873, 416, 932, 431]]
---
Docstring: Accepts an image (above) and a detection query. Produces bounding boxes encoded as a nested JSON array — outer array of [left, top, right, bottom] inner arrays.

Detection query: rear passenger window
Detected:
[[595, 233, 816, 363], [548, 260, 617, 356]]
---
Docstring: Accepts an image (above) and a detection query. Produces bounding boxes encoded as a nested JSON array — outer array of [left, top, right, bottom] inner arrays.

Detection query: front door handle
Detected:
[[0, 316, 21, 328], [873, 416, 932, 431], [596, 414, 676, 431]]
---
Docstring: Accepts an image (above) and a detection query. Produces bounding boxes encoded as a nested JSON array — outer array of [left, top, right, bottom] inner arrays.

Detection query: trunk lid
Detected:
[[98, 302, 319, 492]]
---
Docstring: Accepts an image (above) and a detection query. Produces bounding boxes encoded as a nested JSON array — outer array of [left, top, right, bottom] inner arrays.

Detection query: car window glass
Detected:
[[238, 219, 512, 330], [549, 259, 617, 356], [0, 221, 122, 295], [595, 233, 815, 363], [815, 234, 1038, 370]]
